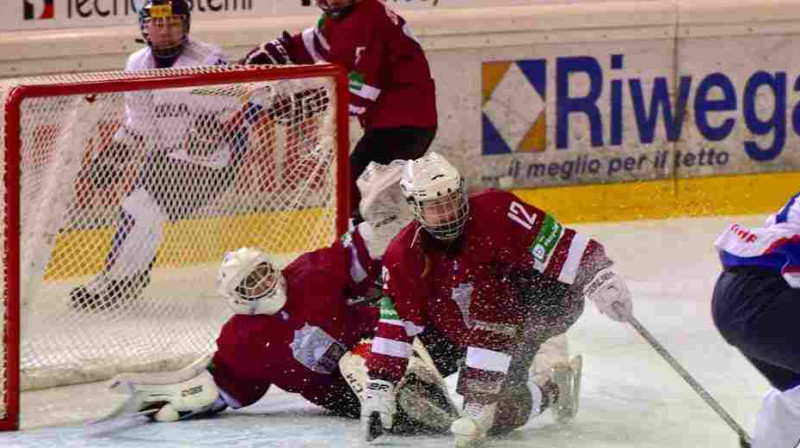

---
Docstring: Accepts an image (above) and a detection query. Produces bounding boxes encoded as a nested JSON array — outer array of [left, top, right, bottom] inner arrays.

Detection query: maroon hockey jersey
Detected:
[[367, 190, 610, 385], [210, 228, 379, 411], [287, 0, 436, 130]]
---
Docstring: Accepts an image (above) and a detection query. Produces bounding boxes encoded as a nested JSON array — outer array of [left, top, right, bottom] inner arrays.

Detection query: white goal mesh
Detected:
[[0, 64, 348, 430]]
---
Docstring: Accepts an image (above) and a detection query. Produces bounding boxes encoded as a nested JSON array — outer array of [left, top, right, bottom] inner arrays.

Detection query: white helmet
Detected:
[[217, 248, 287, 315], [400, 152, 469, 241]]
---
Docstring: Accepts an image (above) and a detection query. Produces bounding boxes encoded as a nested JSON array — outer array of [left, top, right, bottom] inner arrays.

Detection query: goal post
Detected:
[[0, 64, 350, 431]]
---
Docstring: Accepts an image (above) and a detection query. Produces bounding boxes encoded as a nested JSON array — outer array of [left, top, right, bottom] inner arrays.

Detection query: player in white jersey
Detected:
[[70, 0, 250, 310], [712, 192, 800, 448]]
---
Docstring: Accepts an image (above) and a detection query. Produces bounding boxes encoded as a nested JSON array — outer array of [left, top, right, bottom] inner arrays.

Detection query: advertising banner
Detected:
[[1, 0, 530, 32], [477, 34, 800, 189], [2, 0, 261, 31]]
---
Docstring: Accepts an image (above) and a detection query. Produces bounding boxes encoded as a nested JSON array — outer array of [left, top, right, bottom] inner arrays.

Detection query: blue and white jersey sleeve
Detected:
[[715, 192, 800, 287], [119, 40, 248, 169]]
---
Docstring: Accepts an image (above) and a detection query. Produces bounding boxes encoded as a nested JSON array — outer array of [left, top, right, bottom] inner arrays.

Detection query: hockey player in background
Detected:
[[101, 161, 460, 433], [360, 152, 634, 447], [70, 0, 280, 310], [712, 192, 800, 448], [241, 0, 438, 223]]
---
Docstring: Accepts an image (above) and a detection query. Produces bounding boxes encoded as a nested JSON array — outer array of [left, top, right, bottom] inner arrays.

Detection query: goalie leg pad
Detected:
[[108, 356, 222, 422]]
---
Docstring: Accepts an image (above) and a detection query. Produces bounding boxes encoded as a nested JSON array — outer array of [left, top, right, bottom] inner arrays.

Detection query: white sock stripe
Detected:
[[372, 337, 412, 359], [301, 28, 326, 63], [379, 318, 405, 327], [466, 347, 511, 373], [558, 233, 589, 285]]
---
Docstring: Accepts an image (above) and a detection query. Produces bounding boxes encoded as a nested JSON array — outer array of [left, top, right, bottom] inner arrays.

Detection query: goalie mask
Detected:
[[400, 152, 469, 242], [217, 248, 288, 316], [317, 0, 358, 19], [138, 0, 191, 61]]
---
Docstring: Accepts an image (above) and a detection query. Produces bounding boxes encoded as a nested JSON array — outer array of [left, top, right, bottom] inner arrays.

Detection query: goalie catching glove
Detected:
[[107, 356, 227, 422], [583, 268, 633, 322]]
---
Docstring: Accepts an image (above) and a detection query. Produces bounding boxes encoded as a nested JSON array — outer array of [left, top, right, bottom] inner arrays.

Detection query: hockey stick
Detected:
[[88, 395, 158, 425], [613, 303, 752, 447]]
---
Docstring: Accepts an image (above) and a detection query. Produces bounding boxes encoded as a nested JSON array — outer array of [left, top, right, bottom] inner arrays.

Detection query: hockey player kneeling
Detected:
[[105, 246, 457, 432], [361, 153, 634, 447]]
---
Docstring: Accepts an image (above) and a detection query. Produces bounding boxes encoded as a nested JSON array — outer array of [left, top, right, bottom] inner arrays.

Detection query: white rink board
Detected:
[[0, 216, 769, 447]]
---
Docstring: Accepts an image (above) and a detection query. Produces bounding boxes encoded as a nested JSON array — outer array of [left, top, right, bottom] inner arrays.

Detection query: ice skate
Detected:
[[451, 401, 497, 448], [551, 354, 582, 424], [70, 270, 152, 311]]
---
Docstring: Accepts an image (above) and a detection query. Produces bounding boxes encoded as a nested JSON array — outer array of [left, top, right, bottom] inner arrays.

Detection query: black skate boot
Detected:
[[70, 269, 152, 311]]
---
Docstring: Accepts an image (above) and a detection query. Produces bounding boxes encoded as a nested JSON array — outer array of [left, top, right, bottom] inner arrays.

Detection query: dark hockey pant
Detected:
[[712, 266, 800, 392]]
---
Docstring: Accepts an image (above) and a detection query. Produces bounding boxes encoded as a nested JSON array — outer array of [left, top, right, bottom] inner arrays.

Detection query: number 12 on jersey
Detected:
[[507, 201, 537, 230]]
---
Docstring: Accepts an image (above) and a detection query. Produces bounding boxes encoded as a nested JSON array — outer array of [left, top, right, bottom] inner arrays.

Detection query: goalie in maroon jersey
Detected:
[[360, 153, 635, 447], [241, 0, 438, 223], [102, 161, 459, 432]]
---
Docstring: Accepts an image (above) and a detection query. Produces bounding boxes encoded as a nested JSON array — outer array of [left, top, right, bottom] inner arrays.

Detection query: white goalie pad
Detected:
[[106, 354, 221, 422], [356, 160, 414, 259], [109, 354, 213, 390]]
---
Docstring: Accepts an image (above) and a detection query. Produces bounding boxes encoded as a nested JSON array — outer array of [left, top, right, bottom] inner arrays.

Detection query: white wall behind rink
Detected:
[[4, 0, 800, 191], [6, 0, 800, 77], [0, 0, 682, 78]]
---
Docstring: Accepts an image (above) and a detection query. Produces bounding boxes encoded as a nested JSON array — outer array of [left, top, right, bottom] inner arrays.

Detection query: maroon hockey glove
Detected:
[[240, 31, 294, 66]]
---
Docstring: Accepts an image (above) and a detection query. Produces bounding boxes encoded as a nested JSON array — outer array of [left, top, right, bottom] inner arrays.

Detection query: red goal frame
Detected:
[[0, 64, 350, 431]]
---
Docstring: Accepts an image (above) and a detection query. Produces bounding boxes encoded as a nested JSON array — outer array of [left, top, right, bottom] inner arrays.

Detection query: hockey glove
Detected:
[[264, 87, 330, 126], [583, 268, 633, 322], [240, 31, 295, 65], [361, 379, 396, 441]]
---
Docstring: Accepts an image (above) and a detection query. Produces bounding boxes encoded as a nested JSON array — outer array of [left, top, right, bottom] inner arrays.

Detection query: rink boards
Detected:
[[43, 207, 331, 279], [513, 170, 800, 224]]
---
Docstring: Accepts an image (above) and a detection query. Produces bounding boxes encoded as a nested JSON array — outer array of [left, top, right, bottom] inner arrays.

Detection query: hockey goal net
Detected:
[[0, 64, 349, 430]]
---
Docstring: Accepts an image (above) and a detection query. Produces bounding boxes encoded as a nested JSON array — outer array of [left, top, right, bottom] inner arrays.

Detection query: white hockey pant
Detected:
[[753, 383, 800, 448], [103, 187, 165, 281]]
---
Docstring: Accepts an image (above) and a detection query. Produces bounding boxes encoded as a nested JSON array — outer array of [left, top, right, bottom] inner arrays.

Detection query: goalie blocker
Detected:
[[340, 339, 460, 437]]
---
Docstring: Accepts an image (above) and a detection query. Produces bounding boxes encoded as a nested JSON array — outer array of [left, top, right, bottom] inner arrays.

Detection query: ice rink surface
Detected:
[[0, 215, 771, 448]]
